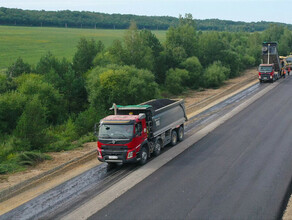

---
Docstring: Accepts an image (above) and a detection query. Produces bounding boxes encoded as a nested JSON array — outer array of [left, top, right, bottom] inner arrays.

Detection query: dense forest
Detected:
[[1, 15, 292, 174], [0, 7, 292, 31]]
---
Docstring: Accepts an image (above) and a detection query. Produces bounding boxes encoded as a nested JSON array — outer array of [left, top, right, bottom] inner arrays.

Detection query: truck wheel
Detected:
[[139, 146, 148, 165], [153, 141, 162, 156], [178, 126, 184, 141], [171, 130, 177, 146]]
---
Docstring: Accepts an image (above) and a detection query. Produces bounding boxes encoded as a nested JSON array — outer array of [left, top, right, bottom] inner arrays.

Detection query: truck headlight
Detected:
[[127, 151, 134, 159], [97, 150, 102, 158]]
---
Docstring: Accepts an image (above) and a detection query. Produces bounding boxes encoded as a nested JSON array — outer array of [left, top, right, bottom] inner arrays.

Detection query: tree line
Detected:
[[1, 15, 292, 174], [1, 7, 292, 32]]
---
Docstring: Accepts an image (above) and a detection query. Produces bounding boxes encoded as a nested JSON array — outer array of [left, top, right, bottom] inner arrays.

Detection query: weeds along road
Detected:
[[2, 77, 291, 220]]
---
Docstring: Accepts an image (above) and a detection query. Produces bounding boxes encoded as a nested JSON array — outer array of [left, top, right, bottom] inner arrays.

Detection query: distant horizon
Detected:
[[1, 0, 291, 25], [0, 6, 290, 26]]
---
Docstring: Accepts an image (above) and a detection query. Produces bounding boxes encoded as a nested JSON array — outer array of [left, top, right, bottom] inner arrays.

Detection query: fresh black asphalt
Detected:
[[90, 77, 292, 220]]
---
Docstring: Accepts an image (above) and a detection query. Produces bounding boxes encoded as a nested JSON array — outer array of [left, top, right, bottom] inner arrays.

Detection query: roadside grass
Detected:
[[0, 25, 166, 69], [0, 132, 96, 174]]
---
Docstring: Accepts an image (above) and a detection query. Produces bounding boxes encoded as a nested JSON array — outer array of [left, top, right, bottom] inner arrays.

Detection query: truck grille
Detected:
[[101, 145, 128, 157], [101, 145, 128, 151]]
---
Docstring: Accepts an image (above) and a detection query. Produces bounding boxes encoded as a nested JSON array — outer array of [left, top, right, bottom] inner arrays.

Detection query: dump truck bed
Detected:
[[114, 99, 187, 138]]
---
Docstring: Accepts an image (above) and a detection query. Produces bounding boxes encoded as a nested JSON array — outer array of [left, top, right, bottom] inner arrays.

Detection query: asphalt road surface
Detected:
[[1, 80, 265, 219], [90, 77, 292, 220]]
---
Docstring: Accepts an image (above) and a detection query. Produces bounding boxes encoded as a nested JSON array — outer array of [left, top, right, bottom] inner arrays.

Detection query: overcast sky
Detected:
[[1, 0, 291, 24]]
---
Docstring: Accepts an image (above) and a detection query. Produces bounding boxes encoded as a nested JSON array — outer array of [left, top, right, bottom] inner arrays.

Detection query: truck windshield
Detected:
[[99, 124, 133, 139], [259, 66, 273, 72]]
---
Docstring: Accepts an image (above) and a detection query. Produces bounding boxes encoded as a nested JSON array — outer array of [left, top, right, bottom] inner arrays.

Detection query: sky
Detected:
[[1, 0, 291, 24]]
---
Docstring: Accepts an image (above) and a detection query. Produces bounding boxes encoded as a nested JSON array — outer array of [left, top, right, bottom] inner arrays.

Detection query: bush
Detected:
[[0, 91, 27, 134], [14, 96, 48, 150], [6, 57, 31, 78], [0, 162, 24, 174], [203, 61, 230, 88], [17, 151, 52, 166], [87, 65, 159, 110], [17, 74, 65, 124], [165, 68, 189, 95], [75, 106, 106, 136], [180, 56, 203, 89]]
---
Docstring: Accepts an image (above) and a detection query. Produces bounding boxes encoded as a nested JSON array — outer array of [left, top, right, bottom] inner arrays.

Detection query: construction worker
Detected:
[[283, 68, 286, 78]]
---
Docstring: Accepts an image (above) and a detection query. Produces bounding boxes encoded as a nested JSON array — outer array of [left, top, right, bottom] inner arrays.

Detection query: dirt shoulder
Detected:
[[0, 67, 258, 199]]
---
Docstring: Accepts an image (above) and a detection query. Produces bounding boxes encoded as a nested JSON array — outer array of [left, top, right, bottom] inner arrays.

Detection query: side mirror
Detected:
[[138, 113, 146, 120]]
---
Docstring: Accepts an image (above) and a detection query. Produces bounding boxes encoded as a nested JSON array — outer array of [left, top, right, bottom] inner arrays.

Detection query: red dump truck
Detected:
[[259, 42, 282, 83], [96, 99, 187, 165]]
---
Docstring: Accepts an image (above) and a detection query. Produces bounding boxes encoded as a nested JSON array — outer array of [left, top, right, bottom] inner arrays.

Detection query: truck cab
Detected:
[[97, 114, 148, 164], [258, 64, 276, 82], [96, 99, 187, 165]]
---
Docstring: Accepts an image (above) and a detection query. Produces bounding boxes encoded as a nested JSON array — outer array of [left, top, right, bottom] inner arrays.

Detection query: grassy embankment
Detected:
[[0, 25, 166, 70]]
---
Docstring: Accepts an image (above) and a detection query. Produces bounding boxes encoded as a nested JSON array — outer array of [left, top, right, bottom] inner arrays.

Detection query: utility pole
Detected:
[[268, 44, 270, 64]]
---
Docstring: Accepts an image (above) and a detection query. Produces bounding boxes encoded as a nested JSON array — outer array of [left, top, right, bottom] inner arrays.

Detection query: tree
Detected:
[[14, 96, 48, 150], [0, 91, 26, 134], [278, 28, 292, 56], [140, 29, 165, 83], [73, 38, 104, 74], [6, 57, 31, 78], [17, 74, 65, 124], [44, 61, 87, 114], [197, 32, 228, 67], [35, 52, 60, 74], [165, 14, 197, 69], [86, 65, 159, 110], [0, 73, 8, 93], [104, 40, 126, 66], [203, 61, 230, 88], [262, 24, 285, 43], [123, 22, 154, 71], [180, 56, 203, 89], [220, 50, 240, 78], [165, 68, 189, 95]]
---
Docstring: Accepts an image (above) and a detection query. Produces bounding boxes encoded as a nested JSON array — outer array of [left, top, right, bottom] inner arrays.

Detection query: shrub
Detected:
[[6, 57, 31, 78], [180, 56, 203, 89], [0, 91, 27, 134], [87, 65, 159, 110], [75, 106, 106, 136], [14, 96, 48, 150], [203, 61, 230, 88], [165, 68, 189, 95], [17, 151, 52, 166], [16, 74, 65, 124]]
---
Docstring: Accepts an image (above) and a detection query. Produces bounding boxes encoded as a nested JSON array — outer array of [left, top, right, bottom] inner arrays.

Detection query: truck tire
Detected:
[[178, 126, 184, 141], [153, 141, 162, 156], [139, 146, 148, 165], [171, 130, 177, 146]]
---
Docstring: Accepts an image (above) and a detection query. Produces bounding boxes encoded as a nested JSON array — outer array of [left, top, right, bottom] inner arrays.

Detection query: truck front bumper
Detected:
[[98, 149, 140, 164]]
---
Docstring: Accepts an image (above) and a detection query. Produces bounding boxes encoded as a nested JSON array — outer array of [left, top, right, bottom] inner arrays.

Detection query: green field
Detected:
[[0, 25, 166, 70]]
